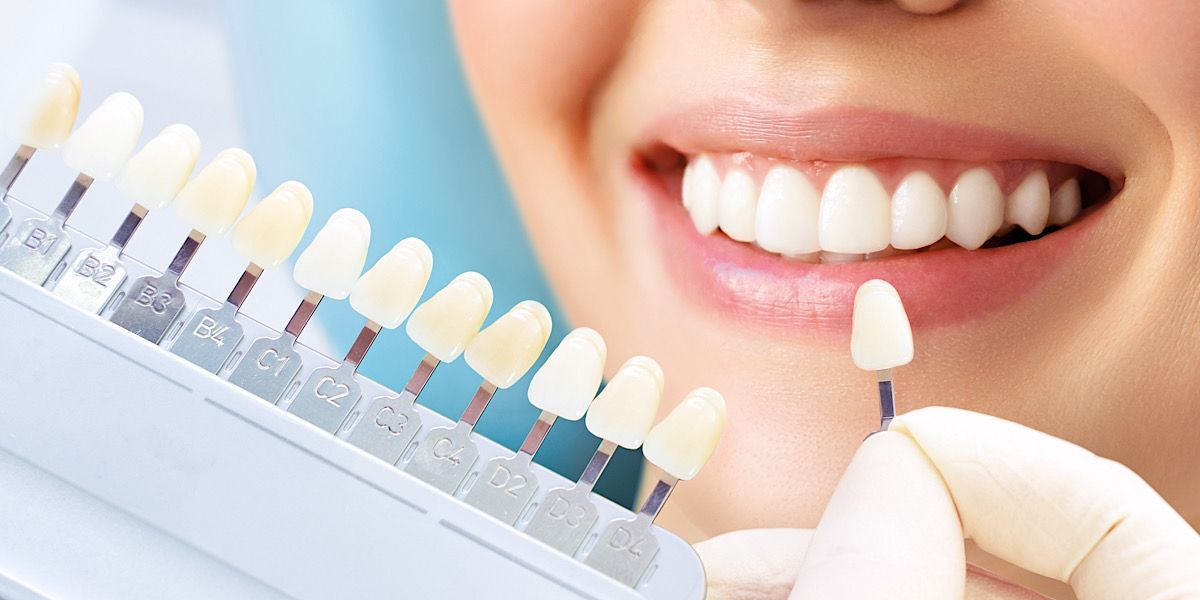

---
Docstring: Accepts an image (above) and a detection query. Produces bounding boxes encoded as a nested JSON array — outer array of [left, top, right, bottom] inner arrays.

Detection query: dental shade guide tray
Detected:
[[0, 194, 705, 600]]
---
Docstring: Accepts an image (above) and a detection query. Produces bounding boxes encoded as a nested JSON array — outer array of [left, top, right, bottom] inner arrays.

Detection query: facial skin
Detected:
[[450, 0, 1200, 557]]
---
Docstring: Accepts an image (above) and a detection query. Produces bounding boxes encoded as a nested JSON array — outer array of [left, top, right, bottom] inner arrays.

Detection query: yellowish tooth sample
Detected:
[[406, 272, 494, 362], [642, 387, 726, 480], [230, 181, 314, 269], [850, 279, 914, 371], [115, 124, 201, 210], [585, 356, 664, 449], [464, 300, 553, 389], [60, 92, 144, 180], [173, 148, 255, 237], [6, 63, 81, 149], [527, 327, 607, 420], [349, 237, 433, 329], [291, 207, 371, 299]]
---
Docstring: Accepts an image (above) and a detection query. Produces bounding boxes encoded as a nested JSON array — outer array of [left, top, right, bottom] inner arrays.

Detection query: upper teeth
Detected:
[[681, 154, 1084, 259]]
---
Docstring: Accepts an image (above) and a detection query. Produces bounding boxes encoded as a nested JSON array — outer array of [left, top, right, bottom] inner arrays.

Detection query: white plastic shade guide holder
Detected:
[[464, 327, 606, 524], [585, 387, 726, 587], [525, 355, 665, 554], [404, 299, 553, 494], [850, 278, 914, 431], [108, 148, 255, 343], [227, 208, 371, 403], [169, 181, 314, 372], [287, 237, 433, 433], [0, 91, 141, 284], [52, 124, 201, 313], [346, 271, 493, 465]]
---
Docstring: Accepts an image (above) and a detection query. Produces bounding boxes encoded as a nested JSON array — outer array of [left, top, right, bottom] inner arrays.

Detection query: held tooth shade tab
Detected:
[[850, 279, 914, 371], [173, 148, 256, 237], [642, 388, 726, 481], [348, 237, 433, 329], [585, 356, 665, 449], [61, 91, 144, 180], [292, 207, 371, 299], [464, 300, 553, 389], [115, 124, 201, 210], [527, 327, 607, 420], [230, 180, 315, 269], [6, 62, 82, 150], [405, 272, 494, 362]]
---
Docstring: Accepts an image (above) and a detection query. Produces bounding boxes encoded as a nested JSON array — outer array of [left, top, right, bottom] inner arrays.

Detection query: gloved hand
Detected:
[[694, 407, 1200, 599]]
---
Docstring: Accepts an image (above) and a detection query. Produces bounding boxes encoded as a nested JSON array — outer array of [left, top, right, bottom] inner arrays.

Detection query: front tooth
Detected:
[[891, 171, 947, 250], [406, 272, 494, 362], [464, 300, 553, 389], [585, 356, 664, 449], [173, 148, 256, 237], [60, 92, 144, 180], [851, 279, 914, 371], [292, 207, 371, 299], [116, 124, 201, 210], [1048, 178, 1081, 226], [349, 237, 434, 329], [6, 63, 81, 149], [231, 180, 314, 269], [527, 327, 607, 420], [1006, 171, 1050, 235], [642, 388, 726, 481], [717, 168, 757, 242], [818, 166, 890, 253], [755, 165, 820, 255], [946, 167, 1004, 250], [682, 154, 720, 234]]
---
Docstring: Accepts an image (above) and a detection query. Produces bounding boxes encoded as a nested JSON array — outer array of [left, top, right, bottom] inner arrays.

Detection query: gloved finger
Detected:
[[891, 407, 1200, 600], [790, 431, 965, 599], [695, 528, 813, 599]]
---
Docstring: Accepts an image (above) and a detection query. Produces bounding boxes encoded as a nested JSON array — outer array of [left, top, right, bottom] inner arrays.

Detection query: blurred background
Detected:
[[0, 0, 639, 506]]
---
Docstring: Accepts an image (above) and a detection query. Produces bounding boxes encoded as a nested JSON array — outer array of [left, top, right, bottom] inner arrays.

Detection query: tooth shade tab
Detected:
[[818, 166, 890, 253], [292, 207, 371, 299], [851, 279, 914, 371], [406, 272, 494, 362], [115, 124, 201, 210], [585, 355, 665, 449], [7, 63, 82, 149], [464, 300, 553, 389], [230, 180, 314, 269], [891, 171, 947, 250], [527, 327, 607, 420], [349, 237, 434, 329], [61, 92, 144, 180], [171, 148, 256, 237], [642, 388, 726, 481]]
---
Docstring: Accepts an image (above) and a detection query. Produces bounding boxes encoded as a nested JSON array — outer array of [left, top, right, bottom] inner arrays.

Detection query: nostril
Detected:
[[894, 0, 962, 16]]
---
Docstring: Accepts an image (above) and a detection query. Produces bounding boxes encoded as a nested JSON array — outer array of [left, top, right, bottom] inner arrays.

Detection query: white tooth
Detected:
[[585, 356, 664, 449], [6, 63, 81, 149], [406, 272, 493, 362], [60, 92, 144, 180], [464, 300, 553, 389], [349, 237, 433, 329], [1006, 170, 1050, 235], [755, 165, 820, 255], [231, 180, 314, 269], [116, 124, 201, 210], [683, 154, 720, 234], [891, 171, 947, 250], [818, 166, 890, 253], [946, 167, 1004, 250], [851, 279, 914, 371], [642, 388, 726, 481], [292, 207, 371, 299], [717, 168, 757, 242], [527, 327, 607, 420], [173, 148, 256, 237], [1048, 178, 1081, 226]]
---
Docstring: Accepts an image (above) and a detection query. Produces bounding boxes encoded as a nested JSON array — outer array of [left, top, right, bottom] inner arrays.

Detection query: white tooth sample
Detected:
[[406, 272, 493, 362], [891, 171, 947, 249], [946, 167, 1004, 250], [115, 124, 201, 210], [755, 165, 821, 255], [585, 356, 664, 449], [1048, 178, 1081, 226], [60, 92, 144, 180], [6, 63, 81, 149], [464, 300, 553, 389], [349, 237, 433, 329], [818, 166, 891, 253], [230, 180, 314, 269], [851, 279, 914, 371], [1006, 170, 1051, 235], [717, 168, 757, 242], [527, 327, 607, 420], [173, 148, 256, 237], [642, 388, 726, 481], [682, 154, 720, 234], [292, 207, 371, 299]]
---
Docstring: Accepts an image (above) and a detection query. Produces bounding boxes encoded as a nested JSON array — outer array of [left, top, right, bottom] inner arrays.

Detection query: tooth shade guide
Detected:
[[0, 144, 36, 198], [877, 368, 896, 431], [345, 352, 439, 464], [0, 173, 95, 284], [226, 290, 324, 402], [107, 228, 208, 343]]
